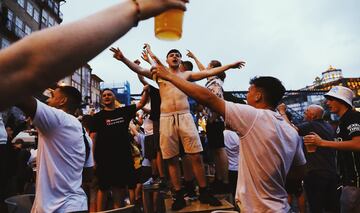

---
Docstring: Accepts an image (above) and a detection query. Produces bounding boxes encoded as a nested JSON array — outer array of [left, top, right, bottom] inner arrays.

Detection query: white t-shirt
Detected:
[[143, 116, 154, 136], [225, 102, 306, 213], [223, 129, 239, 171], [83, 130, 95, 168], [0, 112, 7, 144], [31, 100, 88, 213]]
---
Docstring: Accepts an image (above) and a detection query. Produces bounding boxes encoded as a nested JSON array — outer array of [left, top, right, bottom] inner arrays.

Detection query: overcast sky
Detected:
[[61, 0, 360, 94]]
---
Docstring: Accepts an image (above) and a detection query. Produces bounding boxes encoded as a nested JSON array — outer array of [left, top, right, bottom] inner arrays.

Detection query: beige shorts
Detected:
[[159, 111, 203, 159]]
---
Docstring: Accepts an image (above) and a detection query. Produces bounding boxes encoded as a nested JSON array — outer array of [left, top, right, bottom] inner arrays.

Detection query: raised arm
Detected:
[[186, 50, 206, 71], [277, 103, 298, 131], [143, 43, 163, 66], [0, 0, 188, 110], [136, 85, 150, 111], [187, 61, 245, 81], [111, 47, 152, 79], [138, 74, 149, 86], [153, 65, 225, 117]]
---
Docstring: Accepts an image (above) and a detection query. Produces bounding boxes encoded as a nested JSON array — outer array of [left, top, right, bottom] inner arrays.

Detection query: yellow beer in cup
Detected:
[[155, 9, 184, 40], [305, 144, 317, 153]]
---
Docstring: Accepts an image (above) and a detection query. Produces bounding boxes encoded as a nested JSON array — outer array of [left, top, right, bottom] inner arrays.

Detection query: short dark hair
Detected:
[[209, 60, 222, 68], [166, 49, 182, 58], [249, 76, 285, 108], [101, 88, 114, 95], [57, 86, 82, 113], [181, 60, 193, 71]]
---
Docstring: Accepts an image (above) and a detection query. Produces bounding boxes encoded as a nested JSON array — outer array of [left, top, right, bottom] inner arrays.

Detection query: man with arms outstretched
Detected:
[[111, 46, 244, 210]]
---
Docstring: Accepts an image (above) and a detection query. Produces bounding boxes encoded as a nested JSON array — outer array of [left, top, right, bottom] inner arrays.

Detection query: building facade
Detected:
[[90, 74, 103, 109], [0, 0, 63, 48], [286, 66, 360, 119]]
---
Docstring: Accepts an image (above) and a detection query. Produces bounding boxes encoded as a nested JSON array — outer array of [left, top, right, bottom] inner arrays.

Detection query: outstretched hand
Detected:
[[141, 50, 150, 63], [143, 43, 151, 52], [229, 61, 246, 69], [110, 47, 124, 61], [186, 49, 195, 59]]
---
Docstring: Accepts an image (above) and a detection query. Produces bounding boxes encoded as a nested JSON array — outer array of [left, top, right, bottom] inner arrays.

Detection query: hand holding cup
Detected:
[[303, 132, 322, 153]]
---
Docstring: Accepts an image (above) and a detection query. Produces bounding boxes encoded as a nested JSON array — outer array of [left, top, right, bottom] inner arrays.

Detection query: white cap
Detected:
[[324, 86, 354, 107]]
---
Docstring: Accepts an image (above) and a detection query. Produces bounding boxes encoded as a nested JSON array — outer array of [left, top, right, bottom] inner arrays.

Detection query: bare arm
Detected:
[[138, 74, 149, 86], [0, 0, 188, 110], [188, 61, 245, 81], [304, 133, 360, 151], [136, 85, 149, 111], [90, 132, 96, 157], [153, 65, 225, 117], [277, 103, 298, 131], [110, 47, 152, 79], [143, 43, 164, 66], [186, 50, 206, 71]]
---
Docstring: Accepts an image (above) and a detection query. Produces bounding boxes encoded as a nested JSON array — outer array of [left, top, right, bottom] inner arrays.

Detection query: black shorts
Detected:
[[95, 162, 135, 191], [206, 121, 225, 149], [144, 121, 160, 160], [144, 135, 157, 160]]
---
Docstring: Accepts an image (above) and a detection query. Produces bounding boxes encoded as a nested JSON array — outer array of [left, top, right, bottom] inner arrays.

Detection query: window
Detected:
[[54, 2, 59, 15], [33, 9, 40, 23], [48, 16, 54, 26], [15, 17, 25, 38], [1, 38, 11, 49], [25, 25, 32, 35], [6, 10, 14, 30], [27, 2, 34, 16], [48, 0, 54, 9], [17, 0, 25, 8], [41, 10, 49, 25]]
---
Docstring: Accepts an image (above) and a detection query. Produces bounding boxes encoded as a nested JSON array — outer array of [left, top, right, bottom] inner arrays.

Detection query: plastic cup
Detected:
[[305, 144, 317, 153], [155, 9, 184, 41]]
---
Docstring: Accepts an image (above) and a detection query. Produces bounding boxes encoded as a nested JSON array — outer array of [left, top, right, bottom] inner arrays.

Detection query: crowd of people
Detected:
[[0, 0, 359, 213]]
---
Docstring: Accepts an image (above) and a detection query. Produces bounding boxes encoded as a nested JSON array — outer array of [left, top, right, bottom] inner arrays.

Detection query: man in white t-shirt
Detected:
[[16, 86, 93, 213], [154, 65, 307, 212]]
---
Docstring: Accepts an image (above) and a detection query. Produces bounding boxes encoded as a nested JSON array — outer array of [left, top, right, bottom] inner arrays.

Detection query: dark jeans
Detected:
[[304, 172, 340, 213]]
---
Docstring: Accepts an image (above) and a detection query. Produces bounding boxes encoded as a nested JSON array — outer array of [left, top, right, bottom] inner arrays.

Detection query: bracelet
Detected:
[[132, 0, 141, 27]]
